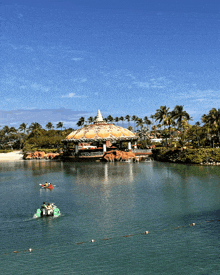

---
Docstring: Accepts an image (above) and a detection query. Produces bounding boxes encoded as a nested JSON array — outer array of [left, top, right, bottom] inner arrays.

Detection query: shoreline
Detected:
[[152, 148, 220, 165], [0, 150, 24, 162]]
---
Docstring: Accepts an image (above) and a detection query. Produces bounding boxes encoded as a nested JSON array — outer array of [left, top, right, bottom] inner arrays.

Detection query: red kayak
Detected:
[[40, 184, 53, 190]]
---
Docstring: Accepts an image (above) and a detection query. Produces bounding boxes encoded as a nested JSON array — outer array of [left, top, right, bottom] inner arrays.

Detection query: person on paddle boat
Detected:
[[41, 202, 47, 208], [47, 203, 53, 210]]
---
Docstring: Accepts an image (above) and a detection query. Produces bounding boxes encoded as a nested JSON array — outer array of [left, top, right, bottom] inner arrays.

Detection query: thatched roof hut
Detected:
[[62, 110, 138, 160]]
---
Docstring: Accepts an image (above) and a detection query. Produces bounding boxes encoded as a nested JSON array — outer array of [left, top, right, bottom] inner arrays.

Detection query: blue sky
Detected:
[[1, 0, 220, 129]]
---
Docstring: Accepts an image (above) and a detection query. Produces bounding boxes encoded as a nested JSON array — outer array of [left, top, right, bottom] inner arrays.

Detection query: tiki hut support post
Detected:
[[103, 142, 107, 153], [134, 141, 137, 149], [128, 141, 131, 150], [119, 141, 122, 150], [75, 143, 79, 154]]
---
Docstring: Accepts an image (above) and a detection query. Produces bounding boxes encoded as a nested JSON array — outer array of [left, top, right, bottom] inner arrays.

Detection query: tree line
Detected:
[[0, 105, 220, 151], [76, 105, 191, 130], [76, 105, 220, 148], [0, 121, 72, 152]]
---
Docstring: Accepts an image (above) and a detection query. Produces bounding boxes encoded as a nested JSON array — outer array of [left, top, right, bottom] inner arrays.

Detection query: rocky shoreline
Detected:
[[23, 151, 60, 160], [22, 150, 151, 162], [103, 150, 150, 162], [4, 148, 218, 166]]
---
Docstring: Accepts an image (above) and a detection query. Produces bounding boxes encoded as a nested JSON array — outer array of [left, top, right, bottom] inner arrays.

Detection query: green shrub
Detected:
[[0, 149, 12, 153], [151, 142, 162, 147], [152, 148, 220, 164], [37, 149, 59, 153]]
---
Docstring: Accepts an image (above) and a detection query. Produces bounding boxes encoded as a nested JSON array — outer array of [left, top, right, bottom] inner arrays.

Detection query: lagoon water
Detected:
[[0, 160, 220, 274]]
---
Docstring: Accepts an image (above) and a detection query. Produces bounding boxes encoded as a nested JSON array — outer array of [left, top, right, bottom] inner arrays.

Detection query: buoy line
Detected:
[[2, 219, 220, 256]]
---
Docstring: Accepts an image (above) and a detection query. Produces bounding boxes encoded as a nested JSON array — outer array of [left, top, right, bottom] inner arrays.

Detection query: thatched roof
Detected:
[[63, 110, 137, 143]]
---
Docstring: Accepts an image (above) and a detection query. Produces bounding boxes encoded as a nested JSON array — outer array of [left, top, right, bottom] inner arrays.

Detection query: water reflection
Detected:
[[39, 188, 53, 194], [62, 162, 142, 198], [70, 162, 136, 185], [168, 162, 220, 178]]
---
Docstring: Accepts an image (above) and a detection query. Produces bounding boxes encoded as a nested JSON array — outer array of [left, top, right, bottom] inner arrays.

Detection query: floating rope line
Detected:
[[2, 219, 220, 256]]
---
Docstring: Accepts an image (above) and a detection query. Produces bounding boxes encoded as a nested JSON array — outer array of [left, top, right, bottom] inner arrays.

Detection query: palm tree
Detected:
[[56, 122, 64, 131], [136, 118, 144, 130], [28, 122, 43, 140], [114, 117, 119, 125], [119, 116, 125, 127], [107, 115, 114, 123], [202, 122, 214, 147], [171, 105, 191, 131], [163, 115, 175, 145], [188, 122, 202, 147], [28, 122, 42, 132], [19, 123, 28, 134], [143, 116, 151, 130], [127, 126, 133, 132], [76, 117, 85, 128], [157, 124, 162, 137], [125, 115, 130, 128], [9, 127, 17, 134], [131, 115, 137, 131], [150, 114, 155, 131], [88, 116, 94, 124], [2, 125, 10, 138], [202, 108, 220, 146], [2, 125, 10, 135], [154, 106, 170, 130], [152, 125, 158, 138], [46, 122, 54, 130], [209, 108, 220, 140]]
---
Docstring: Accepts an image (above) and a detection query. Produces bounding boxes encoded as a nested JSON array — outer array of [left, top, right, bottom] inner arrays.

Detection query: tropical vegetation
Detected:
[[0, 106, 220, 159]]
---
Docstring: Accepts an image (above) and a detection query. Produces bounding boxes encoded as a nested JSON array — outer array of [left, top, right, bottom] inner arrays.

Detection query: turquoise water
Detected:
[[0, 160, 220, 274]]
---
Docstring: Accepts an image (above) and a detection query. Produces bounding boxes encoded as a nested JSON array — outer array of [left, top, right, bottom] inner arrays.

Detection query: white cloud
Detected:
[[177, 89, 220, 102], [31, 83, 50, 92], [61, 93, 87, 98], [133, 81, 150, 88], [18, 13, 23, 19], [125, 73, 136, 80], [151, 85, 165, 89], [132, 77, 169, 89], [8, 44, 33, 51], [71, 58, 83, 61], [71, 78, 87, 83]]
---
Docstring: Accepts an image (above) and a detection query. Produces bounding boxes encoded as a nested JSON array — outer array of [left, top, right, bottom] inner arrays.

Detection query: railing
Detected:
[[132, 149, 152, 153], [79, 151, 103, 156], [64, 148, 152, 157]]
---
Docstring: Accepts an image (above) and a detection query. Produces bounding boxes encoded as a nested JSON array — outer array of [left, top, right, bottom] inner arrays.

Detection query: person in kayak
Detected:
[[43, 182, 51, 187]]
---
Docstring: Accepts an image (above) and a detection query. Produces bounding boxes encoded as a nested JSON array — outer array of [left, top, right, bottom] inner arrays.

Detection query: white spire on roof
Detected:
[[96, 109, 104, 122]]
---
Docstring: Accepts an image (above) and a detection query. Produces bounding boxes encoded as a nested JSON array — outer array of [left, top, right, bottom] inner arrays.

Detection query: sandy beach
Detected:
[[0, 150, 24, 162]]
